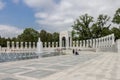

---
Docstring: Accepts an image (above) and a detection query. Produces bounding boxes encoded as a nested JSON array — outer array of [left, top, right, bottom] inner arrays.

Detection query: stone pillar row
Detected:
[[43, 42, 59, 48], [7, 41, 36, 49], [7, 41, 60, 49], [71, 33, 115, 48], [6, 34, 115, 49]]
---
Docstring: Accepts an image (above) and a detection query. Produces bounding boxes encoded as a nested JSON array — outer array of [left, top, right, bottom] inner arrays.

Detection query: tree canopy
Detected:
[[112, 8, 120, 25], [72, 14, 93, 40], [72, 8, 120, 40]]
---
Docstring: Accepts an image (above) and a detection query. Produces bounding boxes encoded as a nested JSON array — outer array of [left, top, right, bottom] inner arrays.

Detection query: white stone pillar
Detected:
[[90, 39, 92, 48], [79, 41, 82, 47], [21, 42, 23, 49], [59, 36, 62, 48], [52, 42, 54, 48], [7, 41, 10, 49], [92, 39, 95, 48], [29, 42, 31, 48], [12, 41, 15, 49], [109, 35, 112, 47], [56, 42, 58, 48], [44, 42, 47, 48], [104, 37, 107, 47], [48, 42, 51, 48], [101, 38, 103, 48], [106, 36, 109, 47], [16, 42, 19, 49], [83, 40, 85, 47], [25, 42, 27, 49], [86, 40, 88, 48], [102, 37, 104, 48], [66, 38, 68, 48], [33, 42, 35, 48], [76, 41, 78, 48], [104, 37, 106, 48], [72, 41, 75, 47], [98, 38, 101, 48], [96, 39, 98, 48], [112, 34, 115, 45], [98, 38, 100, 48], [70, 37, 72, 48]]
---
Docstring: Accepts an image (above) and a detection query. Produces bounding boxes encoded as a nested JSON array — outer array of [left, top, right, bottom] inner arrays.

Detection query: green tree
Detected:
[[18, 28, 39, 42], [39, 30, 47, 42], [52, 32, 59, 42], [91, 14, 111, 38], [0, 37, 7, 47], [72, 13, 93, 40], [71, 30, 76, 40], [111, 27, 120, 40], [112, 8, 120, 28], [46, 32, 53, 42]]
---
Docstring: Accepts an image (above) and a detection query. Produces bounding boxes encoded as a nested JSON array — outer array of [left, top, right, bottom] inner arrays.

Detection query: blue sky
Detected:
[[0, 0, 119, 38], [0, 0, 36, 28]]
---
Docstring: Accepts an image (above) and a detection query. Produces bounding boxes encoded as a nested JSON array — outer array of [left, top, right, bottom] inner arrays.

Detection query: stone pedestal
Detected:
[[29, 42, 31, 48], [21, 42, 23, 49], [56, 42, 58, 47], [52, 42, 54, 48], [44, 42, 47, 48], [25, 42, 27, 49], [16, 42, 19, 49], [48, 42, 51, 48], [112, 34, 115, 45], [7, 41, 10, 49], [72, 41, 75, 47], [33, 42, 35, 48], [93, 39, 95, 48], [96, 39, 98, 48], [86, 40, 88, 48], [79, 41, 82, 47], [76, 41, 78, 48], [83, 40, 85, 47], [12, 41, 15, 49]]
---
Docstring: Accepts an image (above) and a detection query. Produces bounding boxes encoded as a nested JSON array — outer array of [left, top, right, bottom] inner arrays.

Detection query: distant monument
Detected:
[[36, 37, 43, 57]]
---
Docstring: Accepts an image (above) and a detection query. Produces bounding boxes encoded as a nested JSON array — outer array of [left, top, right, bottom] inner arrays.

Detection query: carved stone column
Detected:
[[29, 42, 31, 48], [12, 41, 15, 49], [7, 41, 10, 49]]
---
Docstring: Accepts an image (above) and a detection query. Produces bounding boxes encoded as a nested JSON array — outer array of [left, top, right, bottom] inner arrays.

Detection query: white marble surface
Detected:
[[0, 52, 120, 80]]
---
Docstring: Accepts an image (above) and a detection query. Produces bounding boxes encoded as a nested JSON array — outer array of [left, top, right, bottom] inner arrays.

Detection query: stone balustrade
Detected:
[[0, 33, 119, 53]]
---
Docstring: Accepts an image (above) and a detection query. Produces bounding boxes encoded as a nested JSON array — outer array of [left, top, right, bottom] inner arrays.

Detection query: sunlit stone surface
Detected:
[[0, 52, 120, 80]]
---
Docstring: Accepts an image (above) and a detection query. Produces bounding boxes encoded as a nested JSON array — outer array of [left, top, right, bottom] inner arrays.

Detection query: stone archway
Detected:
[[59, 31, 72, 49]]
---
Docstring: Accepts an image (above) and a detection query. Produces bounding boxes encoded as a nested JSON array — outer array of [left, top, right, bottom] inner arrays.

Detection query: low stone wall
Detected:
[[0, 52, 38, 62], [96, 39, 120, 53]]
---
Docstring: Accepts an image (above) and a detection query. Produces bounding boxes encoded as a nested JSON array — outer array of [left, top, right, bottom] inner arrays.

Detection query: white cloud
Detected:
[[0, 25, 23, 38], [23, 0, 120, 32], [35, 12, 48, 19], [12, 0, 20, 4], [23, 0, 56, 11], [0, 0, 5, 10]]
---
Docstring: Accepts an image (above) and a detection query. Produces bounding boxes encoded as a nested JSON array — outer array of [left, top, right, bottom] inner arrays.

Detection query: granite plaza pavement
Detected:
[[0, 51, 120, 80]]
